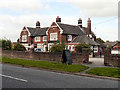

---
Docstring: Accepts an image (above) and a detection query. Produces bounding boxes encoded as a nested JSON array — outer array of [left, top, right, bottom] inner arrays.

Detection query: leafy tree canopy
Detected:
[[96, 38, 105, 43], [0, 39, 12, 50]]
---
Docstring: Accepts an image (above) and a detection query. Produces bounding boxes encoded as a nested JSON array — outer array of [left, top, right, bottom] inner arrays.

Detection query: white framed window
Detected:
[[50, 33, 58, 41], [71, 45, 74, 51], [35, 37, 41, 42], [22, 35, 27, 42], [93, 46, 98, 53], [37, 44, 43, 48], [68, 45, 71, 50], [43, 36, 47, 41], [67, 35, 72, 41]]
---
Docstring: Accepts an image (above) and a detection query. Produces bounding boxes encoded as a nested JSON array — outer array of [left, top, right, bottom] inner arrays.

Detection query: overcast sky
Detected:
[[0, 0, 119, 42]]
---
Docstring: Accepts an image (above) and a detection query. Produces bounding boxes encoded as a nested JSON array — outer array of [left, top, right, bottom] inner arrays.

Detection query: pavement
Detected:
[[2, 64, 119, 88]]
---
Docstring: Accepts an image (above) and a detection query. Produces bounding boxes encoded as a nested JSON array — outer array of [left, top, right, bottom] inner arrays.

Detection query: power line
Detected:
[[93, 17, 117, 25]]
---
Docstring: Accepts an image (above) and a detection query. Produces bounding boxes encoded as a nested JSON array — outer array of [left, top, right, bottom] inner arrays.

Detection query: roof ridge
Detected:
[[27, 27, 35, 29], [57, 22, 77, 27], [41, 27, 49, 29]]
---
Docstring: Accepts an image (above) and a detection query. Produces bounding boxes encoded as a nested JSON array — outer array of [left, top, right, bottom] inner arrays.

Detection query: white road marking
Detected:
[[0, 74, 28, 82]]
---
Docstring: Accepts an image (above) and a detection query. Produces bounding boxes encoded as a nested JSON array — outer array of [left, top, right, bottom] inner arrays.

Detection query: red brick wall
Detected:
[[47, 22, 61, 44], [2, 49, 89, 64], [104, 49, 120, 67], [20, 29, 29, 43]]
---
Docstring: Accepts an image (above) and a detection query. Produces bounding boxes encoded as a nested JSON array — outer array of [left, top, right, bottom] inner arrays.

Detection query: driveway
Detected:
[[89, 58, 104, 67], [83, 57, 107, 68]]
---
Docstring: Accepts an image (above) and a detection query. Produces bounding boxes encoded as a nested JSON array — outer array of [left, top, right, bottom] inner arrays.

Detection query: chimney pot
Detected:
[[56, 16, 61, 22], [78, 18, 82, 28], [36, 21, 40, 28]]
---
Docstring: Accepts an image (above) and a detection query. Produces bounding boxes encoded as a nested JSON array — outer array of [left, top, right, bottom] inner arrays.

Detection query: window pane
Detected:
[[50, 33, 57, 41], [67, 35, 72, 41], [43, 36, 47, 41], [35, 37, 41, 42], [22, 35, 27, 42]]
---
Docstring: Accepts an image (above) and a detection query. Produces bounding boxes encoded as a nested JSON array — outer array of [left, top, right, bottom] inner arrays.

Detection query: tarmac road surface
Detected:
[[1, 64, 119, 88]]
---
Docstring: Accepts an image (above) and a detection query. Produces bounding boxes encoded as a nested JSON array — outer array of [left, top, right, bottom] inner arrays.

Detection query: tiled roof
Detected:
[[57, 22, 85, 35], [71, 35, 100, 45], [96, 40, 106, 48], [82, 27, 95, 37], [27, 27, 36, 36], [34, 27, 49, 36], [27, 27, 48, 36]]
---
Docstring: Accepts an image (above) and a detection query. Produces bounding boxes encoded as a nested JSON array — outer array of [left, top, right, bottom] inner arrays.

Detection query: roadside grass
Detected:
[[86, 67, 120, 78], [1, 57, 89, 73]]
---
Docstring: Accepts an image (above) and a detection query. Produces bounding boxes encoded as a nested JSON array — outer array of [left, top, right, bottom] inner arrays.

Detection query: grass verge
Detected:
[[1, 57, 89, 73], [86, 67, 120, 78]]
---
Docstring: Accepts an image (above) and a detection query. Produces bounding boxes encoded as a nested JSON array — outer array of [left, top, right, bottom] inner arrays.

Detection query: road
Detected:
[[2, 64, 119, 88]]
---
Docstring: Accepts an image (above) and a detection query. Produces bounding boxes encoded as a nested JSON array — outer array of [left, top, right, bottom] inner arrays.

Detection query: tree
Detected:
[[96, 38, 105, 43], [13, 43, 26, 51], [50, 44, 64, 52], [106, 40, 110, 42], [75, 43, 91, 53], [107, 45, 112, 50], [1, 39, 12, 50]]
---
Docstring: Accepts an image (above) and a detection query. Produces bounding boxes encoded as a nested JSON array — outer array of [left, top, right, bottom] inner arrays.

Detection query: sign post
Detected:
[[62, 50, 72, 65]]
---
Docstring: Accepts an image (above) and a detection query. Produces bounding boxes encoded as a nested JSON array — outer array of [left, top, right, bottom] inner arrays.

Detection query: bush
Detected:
[[0, 39, 12, 50], [50, 44, 64, 52], [75, 43, 91, 53], [13, 43, 26, 51]]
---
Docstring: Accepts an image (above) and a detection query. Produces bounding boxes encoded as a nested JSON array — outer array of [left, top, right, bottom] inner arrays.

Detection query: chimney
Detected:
[[87, 18, 91, 37], [56, 16, 61, 22], [36, 21, 40, 28], [78, 18, 82, 28]]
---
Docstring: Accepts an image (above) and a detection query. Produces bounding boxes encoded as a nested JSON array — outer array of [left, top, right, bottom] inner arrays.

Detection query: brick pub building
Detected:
[[20, 16, 103, 56]]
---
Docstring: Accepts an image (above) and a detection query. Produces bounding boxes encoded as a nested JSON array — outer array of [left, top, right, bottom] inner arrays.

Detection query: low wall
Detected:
[[1, 48, 89, 64], [104, 49, 120, 67]]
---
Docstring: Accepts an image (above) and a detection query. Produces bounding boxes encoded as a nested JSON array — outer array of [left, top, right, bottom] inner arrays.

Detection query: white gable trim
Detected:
[[46, 22, 63, 35], [25, 27, 30, 36], [56, 22, 63, 34]]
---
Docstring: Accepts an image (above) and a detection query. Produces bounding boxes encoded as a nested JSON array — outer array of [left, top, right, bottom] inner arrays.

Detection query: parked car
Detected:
[[34, 48, 44, 52]]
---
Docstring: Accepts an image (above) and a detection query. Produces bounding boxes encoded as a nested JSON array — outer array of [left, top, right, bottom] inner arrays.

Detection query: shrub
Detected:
[[13, 43, 26, 51], [0, 39, 12, 50], [75, 43, 91, 53], [50, 44, 64, 52]]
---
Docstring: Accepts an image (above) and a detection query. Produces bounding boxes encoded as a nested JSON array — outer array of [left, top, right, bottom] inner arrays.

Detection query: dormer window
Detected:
[[35, 37, 41, 42], [50, 33, 58, 41], [22, 35, 27, 42], [67, 35, 72, 41]]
